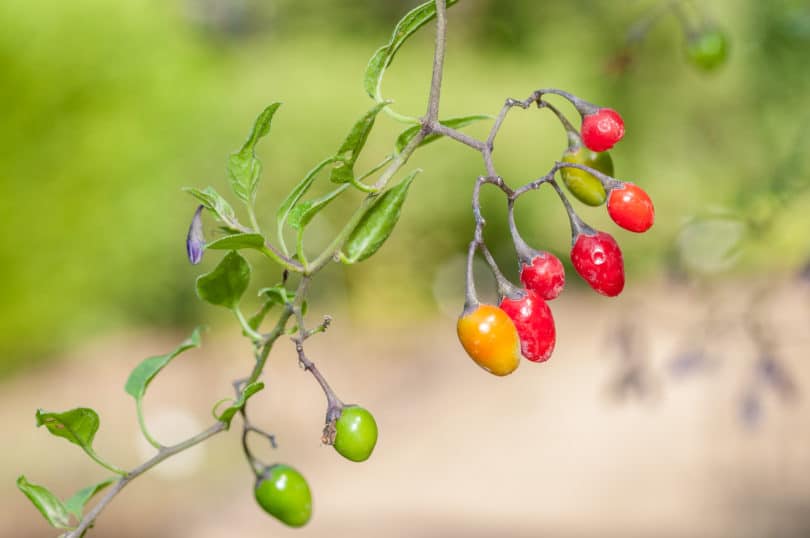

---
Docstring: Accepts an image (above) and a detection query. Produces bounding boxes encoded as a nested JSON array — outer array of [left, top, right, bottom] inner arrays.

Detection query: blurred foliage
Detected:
[[2, 0, 809, 373]]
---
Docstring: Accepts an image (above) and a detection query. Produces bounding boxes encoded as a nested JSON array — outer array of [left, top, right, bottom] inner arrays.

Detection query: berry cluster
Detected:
[[457, 91, 654, 376]]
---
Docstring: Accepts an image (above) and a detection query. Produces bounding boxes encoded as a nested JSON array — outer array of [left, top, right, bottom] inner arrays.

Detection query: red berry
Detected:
[[570, 231, 625, 297], [607, 183, 654, 233], [581, 108, 625, 152], [519, 253, 565, 300], [499, 290, 556, 362]]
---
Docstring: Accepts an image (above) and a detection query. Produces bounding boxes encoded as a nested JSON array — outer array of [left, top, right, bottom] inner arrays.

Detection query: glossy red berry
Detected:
[[607, 183, 654, 233], [499, 290, 556, 362], [581, 108, 625, 152], [571, 231, 625, 297], [519, 253, 565, 300]]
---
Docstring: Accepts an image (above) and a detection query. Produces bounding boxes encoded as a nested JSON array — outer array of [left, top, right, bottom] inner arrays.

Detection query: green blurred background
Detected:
[[2, 0, 810, 373]]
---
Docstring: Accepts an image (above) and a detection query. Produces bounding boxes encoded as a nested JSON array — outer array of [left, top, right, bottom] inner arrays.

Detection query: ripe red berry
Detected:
[[499, 290, 556, 362], [570, 231, 625, 297], [607, 183, 654, 233], [519, 253, 565, 300], [581, 108, 625, 152]]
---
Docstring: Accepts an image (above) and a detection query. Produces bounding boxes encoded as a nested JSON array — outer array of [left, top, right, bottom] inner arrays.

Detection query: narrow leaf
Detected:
[[341, 170, 419, 263], [364, 0, 459, 100], [125, 327, 202, 400], [227, 103, 282, 202], [64, 478, 116, 520], [330, 102, 388, 184], [276, 157, 335, 232], [183, 186, 241, 232], [17, 476, 72, 529], [195, 251, 251, 309], [257, 285, 292, 305], [288, 184, 350, 231], [36, 408, 100, 451], [205, 233, 266, 251], [395, 115, 491, 153], [216, 382, 265, 428]]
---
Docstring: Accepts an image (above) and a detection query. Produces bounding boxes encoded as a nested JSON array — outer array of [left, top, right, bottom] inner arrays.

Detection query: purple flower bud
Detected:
[[186, 205, 205, 264]]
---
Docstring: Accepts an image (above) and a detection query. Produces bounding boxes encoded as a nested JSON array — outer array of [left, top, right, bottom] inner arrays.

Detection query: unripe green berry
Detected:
[[254, 464, 312, 528], [333, 405, 378, 462], [560, 146, 614, 206], [686, 28, 729, 72]]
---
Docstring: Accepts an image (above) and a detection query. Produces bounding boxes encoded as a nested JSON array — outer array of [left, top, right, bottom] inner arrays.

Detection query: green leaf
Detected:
[[64, 478, 115, 520], [184, 186, 241, 232], [277, 157, 335, 233], [215, 381, 265, 428], [288, 184, 350, 231], [330, 102, 388, 184], [395, 115, 491, 153], [36, 408, 100, 451], [341, 170, 419, 263], [364, 0, 459, 101], [195, 251, 251, 309], [205, 233, 266, 251], [227, 103, 282, 202], [258, 285, 292, 305], [125, 327, 202, 400], [17, 476, 72, 529]]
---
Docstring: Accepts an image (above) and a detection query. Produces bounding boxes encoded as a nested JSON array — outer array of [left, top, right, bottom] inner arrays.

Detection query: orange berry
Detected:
[[457, 304, 521, 376]]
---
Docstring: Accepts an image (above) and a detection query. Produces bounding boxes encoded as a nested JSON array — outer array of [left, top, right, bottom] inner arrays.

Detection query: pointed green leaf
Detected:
[[257, 285, 292, 305], [125, 327, 202, 400], [63, 478, 116, 520], [17, 476, 72, 529], [216, 381, 265, 428], [341, 170, 419, 263], [277, 157, 336, 232], [330, 102, 388, 184], [205, 233, 266, 251], [195, 251, 251, 309], [395, 115, 491, 153], [364, 0, 458, 101], [227, 103, 282, 202], [247, 299, 275, 331], [184, 186, 242, 232], [288, 184, 350, 231], [36, 408, 100, 451]]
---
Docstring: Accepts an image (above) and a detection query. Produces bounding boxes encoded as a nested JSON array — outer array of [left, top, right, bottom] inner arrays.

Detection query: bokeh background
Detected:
[[3, 0, 810, 536]]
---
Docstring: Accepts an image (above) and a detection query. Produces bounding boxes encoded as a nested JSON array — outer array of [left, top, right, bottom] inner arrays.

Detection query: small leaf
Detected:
[[330, 102, 388, 184], [364, 0, 459, 100], [36, 408, 100, 451], [341, 170, 419, 263], [288, 184, 350, 231], [395, 115, 491, 154], [258, 285, 292, 305], [277, 157, 335, 232], [63, 478, 115, 520], [125, 327, 202, 400], [227, 103, 282, 202], [205, 233, 266, 251], [195, 251, 251, 309], [184, 186, 240, 231], [17, 476, 72, 529], [216, 381, 265, 428]]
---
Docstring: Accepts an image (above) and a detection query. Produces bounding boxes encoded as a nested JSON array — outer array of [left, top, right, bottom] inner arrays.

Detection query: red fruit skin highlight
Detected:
[[499, 290, 556, 362], [581, 108, 625, 152], [520, 253, 565, 301], [607, 183, 654, 233], [570, 231, 625, 297]]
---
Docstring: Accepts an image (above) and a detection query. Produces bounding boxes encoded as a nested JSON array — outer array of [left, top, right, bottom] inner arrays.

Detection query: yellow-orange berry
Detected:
[[457, 304, 521, 376]]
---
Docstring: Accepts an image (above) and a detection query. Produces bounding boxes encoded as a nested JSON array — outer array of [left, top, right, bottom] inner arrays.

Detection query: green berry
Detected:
[[254, 464, 312, 528], [560, 146, 614, 206], [686, 28, 729, 72], [333, 405, 378, 462]]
